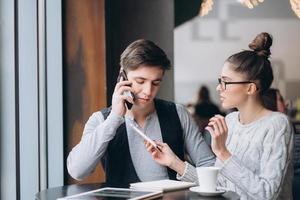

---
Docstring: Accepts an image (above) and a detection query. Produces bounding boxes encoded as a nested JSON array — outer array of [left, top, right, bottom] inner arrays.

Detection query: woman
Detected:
[[145, 32, 294, 200]]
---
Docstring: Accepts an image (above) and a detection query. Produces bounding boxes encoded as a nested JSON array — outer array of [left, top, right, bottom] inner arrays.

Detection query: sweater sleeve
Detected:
[[67, 111, 124, 180], [219, 116, 293, 200], [176, 162, 198, 183]]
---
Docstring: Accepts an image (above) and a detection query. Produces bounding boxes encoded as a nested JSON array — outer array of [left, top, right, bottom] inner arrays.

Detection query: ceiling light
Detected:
[[199, 0, 299, 19]]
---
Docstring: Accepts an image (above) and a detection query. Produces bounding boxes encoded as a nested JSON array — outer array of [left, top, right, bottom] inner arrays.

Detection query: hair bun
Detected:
[[248, 32, 273, 58]]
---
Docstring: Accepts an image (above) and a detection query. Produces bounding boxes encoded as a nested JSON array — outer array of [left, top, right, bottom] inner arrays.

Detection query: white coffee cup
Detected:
[[196, 166, 220, 192]]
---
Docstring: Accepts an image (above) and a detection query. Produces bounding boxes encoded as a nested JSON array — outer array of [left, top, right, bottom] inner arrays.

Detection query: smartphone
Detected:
[[117, 68, 135, 109], [129, 123, 162, 152]]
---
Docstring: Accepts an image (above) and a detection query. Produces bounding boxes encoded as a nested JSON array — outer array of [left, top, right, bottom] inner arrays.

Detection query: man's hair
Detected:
[[120, 39, 171, 71]]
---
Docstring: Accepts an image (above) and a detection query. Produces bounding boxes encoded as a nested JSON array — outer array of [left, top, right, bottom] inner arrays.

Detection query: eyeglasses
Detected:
[[218, 78, 255, 90]]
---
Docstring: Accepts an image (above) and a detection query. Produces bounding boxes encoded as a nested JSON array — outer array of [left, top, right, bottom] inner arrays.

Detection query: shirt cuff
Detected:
[[215, 156, 231, 168], [176, 162, 198, 184]]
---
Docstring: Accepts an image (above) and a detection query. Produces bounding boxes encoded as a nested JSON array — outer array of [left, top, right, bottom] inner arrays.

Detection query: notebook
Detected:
[[130, 179, 196, 192]]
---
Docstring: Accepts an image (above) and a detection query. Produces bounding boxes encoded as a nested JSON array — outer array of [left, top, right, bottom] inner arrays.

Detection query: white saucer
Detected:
[[189, 186, 226, 197]]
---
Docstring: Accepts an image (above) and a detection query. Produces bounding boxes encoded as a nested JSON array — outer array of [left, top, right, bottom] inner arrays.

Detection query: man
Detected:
[[67, 39, 215, 187]]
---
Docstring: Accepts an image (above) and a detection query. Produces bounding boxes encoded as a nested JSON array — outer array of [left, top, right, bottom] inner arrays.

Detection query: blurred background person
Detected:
[[193, 85, 223, 131], [192, 86, 223, 146]]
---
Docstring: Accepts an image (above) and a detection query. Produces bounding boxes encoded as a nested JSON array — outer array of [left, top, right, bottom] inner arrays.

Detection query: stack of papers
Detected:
[[130, 179, 196, 192]]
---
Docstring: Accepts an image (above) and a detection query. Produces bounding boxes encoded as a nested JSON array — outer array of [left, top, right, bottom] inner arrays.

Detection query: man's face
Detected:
[[127, 65, 164, 108]]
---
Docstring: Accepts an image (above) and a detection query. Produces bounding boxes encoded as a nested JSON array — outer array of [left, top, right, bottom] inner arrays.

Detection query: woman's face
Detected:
[[217, 62, 254, 109]]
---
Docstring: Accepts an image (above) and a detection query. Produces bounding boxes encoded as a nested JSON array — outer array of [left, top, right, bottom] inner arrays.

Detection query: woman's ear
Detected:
[[247, 83, 258, 94]]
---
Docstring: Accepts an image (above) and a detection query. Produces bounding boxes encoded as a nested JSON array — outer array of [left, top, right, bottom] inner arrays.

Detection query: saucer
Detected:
[[189, 186, 226, 197]]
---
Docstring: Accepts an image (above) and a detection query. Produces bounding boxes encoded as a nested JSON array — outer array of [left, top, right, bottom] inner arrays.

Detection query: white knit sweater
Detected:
[[178, 111, 294, 200]]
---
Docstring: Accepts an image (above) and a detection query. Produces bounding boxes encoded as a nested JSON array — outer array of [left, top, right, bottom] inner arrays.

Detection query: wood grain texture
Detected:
[[63, 0, 106, 184]]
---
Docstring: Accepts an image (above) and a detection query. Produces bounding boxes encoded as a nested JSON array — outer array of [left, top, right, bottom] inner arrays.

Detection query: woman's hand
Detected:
[[144, 141, 186, 175], [206, 115, 231, 162], [111, 80, 134, 116]]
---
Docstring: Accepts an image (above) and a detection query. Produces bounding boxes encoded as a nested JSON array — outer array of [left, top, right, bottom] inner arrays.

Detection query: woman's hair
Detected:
[[226, 32, 274, 95], [120, 39, 171, 71], [262, 88, 278, 111]]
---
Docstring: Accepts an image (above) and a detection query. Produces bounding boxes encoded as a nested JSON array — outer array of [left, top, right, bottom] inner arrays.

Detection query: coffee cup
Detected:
[[196, 166, 220, 192]]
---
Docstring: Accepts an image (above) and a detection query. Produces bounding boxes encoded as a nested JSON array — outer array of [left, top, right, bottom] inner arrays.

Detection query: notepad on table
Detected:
[[130, 179, 196, 192]]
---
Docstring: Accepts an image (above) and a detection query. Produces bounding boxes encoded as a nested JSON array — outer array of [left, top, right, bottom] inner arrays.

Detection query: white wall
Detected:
[[174, 0, 300, 105]]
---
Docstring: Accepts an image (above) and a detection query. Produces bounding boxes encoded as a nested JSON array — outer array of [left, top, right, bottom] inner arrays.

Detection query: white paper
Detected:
[[130, 179, 196, 192]]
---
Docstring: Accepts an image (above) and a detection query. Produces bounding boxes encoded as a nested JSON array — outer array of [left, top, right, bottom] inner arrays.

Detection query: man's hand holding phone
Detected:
[[144, 140, 186, 175], [111, 79, 135, 116]]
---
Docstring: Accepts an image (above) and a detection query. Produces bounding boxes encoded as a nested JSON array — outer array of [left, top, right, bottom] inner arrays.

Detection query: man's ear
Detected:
[[247, 83, 258, 95]]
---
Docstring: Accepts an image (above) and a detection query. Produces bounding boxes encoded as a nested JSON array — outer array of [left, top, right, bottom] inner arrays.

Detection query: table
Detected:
[[35, 183, 240, 200]]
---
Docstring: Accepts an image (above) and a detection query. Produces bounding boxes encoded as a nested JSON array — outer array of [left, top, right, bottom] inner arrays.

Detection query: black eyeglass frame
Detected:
[[218, 78, 255, 90]]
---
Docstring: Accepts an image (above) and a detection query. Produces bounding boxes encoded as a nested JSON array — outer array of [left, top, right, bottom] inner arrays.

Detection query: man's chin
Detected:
[[135, 99, 153, 107]]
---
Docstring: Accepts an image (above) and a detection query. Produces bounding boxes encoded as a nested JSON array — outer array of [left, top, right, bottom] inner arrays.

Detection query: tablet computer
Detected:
[[57, 187, 163, 200]]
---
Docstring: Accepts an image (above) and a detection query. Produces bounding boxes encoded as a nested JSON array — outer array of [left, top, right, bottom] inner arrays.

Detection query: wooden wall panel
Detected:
[[105, 0, 174, 101], [63, 0, 106, 184]]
